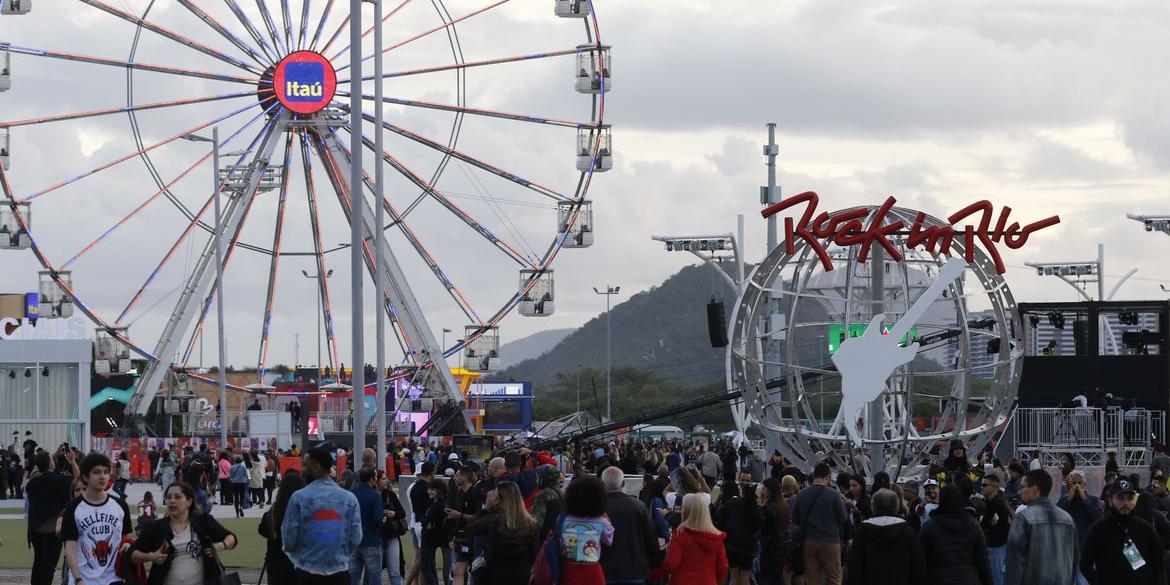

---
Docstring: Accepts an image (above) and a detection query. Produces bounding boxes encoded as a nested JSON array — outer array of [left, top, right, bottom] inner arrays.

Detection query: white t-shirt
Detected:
[[61, 495, 133, 585], [164, 525, 204, 585]]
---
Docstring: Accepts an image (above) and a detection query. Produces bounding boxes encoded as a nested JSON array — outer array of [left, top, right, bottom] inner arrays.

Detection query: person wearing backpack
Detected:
[[714, 471, 761, 585], [789, 463, 847, 585], [530, 466, 565, 540]]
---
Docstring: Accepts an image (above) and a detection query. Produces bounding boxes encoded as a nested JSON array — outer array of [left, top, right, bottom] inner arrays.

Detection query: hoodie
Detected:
[[846, 516, 926, 585], [920, 512, 993, 585], [650, 527, 728, 585]]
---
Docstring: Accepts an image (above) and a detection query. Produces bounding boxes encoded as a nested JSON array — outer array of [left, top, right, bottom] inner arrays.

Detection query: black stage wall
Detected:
[[1017, 300, 1170, 415]]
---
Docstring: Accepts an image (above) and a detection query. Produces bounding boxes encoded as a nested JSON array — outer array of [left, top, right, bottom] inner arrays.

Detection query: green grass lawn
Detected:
[[1, 519, 418, 570]]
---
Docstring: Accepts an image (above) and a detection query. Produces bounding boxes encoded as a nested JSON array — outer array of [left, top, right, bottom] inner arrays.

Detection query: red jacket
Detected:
[[650, 527, 728, 585]]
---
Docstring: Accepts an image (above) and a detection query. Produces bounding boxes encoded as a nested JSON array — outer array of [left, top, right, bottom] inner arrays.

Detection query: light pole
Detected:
[[301, 269, 333, 382], [441, 328, 452, 349], [372, 0, 387, 469], [349, 0, 366, 457], [592, 285, 620, 420], [182, 129, 228, 447], [576, 363, 582, 413]]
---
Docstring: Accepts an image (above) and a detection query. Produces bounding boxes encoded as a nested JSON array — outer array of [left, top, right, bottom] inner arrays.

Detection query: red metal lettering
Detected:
[[761, 192, 1060, 274]]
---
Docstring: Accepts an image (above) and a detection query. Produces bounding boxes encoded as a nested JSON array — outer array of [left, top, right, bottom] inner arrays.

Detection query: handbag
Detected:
[[217, 560, 243, 585], [530, 516, 564, 585]]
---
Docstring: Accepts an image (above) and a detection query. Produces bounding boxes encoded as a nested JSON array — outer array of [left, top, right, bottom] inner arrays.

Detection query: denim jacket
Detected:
[[281, 477, 363, 575], [1004, 498, 1078, 585]]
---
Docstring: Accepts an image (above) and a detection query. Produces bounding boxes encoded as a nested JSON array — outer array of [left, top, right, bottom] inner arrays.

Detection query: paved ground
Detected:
[[0, 482, 273, 520], [0, 569, 266, 585]]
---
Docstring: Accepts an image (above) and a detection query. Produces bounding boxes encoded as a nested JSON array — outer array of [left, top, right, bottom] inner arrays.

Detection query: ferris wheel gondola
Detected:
[[0, 0, 611, 429]]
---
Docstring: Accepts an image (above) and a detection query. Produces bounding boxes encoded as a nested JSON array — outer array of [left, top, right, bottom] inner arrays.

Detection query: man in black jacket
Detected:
[[980, 473, 1011, 585], [1080, 479, 1163, 585], [26, 451, 73, 585], [599, 466, 659, 584]]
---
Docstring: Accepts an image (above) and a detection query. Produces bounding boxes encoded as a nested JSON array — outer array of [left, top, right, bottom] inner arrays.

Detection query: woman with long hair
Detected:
[[157, 449, 175, 491], [650, 493, 729, 585], [465, 482, 539, 585], [757, 478, 788, 585], [377, 472, 406, 585], [248, 452, 265, 509], [229, 455, 248, 517], [557, 476, 614, 585], [714, 472, 759, 585], [113, 451, 131, 498], [260, 471, 305, 585], [130, 482, 238, 585]]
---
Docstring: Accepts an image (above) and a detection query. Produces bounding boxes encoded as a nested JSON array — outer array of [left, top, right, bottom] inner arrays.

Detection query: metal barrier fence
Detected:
[[1014, 407, 1166, 468]]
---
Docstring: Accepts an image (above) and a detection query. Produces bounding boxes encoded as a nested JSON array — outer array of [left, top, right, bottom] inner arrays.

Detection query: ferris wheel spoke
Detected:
[[281, 0, 295, 55], [297, 0, 311, 49], [222, 0, 281, 63], [76, 0, 264, 75], [180, 173, 265, 366], [310, 130, 429, 362], [19, 101, 260, 204], [319, 13, 351, 56], [256, 133, 297, 380], [309, 131, 420, 359], [1, 43, 259, 85], [176, 0, 274, 69], [308, 0, 337, 51], [338, 0, 510, 73], [298, 133, 341, 372], [346, 126, 537, 270], [361, 111, 571, 203], [254, 0, 289, 57], [115, 111, 281, 326], [61, 152, 215, 270], [339, 90, 586, 129], [335, 132, 484, 324], [327, 0, 412, 61], [345, 47, 583, 84], [0, 91, 258, 129]]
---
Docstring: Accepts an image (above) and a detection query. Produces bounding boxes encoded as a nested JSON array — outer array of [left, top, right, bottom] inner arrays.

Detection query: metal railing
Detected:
[[1014, 406, 1166, 467]]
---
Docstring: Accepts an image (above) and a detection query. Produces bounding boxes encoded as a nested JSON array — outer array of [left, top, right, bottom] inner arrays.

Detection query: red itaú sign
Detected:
[[761, 192, 1060, 274]]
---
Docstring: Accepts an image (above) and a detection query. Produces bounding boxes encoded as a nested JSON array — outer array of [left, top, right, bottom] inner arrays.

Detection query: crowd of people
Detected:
[[12, 431, 1170, 585]]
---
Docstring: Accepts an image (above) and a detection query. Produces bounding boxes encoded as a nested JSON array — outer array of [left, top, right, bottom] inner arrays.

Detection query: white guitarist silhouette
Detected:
[[831, 256, 967, 448]]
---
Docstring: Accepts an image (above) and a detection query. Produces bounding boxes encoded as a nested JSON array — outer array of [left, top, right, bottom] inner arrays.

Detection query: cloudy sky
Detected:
[[2, 0, 1169, 376]]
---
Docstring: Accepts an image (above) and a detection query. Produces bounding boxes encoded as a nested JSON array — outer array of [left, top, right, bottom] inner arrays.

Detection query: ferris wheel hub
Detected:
[[263, 51, 337, 116]]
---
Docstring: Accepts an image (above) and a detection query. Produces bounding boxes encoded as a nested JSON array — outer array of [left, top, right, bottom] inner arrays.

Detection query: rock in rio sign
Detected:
[[748, 194, 1062, 453], [761, 192, 1061, 274], [273, 51, 337, 115]]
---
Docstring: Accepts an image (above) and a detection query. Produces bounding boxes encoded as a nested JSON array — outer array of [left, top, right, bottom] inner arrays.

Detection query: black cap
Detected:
[[1110, 478, 1137, 495]]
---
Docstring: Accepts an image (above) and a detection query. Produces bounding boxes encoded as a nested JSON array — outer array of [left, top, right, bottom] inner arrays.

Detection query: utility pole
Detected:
[[373, 0, 388, 469], [593, 286, 620, 420], [349, 0, 365, 456]]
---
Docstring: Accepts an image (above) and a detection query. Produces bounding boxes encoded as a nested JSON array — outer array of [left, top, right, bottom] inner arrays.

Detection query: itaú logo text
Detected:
[[286, 80, 324, 99], [283, 62, 325, 102]]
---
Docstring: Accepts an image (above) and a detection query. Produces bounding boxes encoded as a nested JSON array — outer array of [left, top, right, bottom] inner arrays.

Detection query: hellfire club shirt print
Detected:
[[61, 495, 133, 585]]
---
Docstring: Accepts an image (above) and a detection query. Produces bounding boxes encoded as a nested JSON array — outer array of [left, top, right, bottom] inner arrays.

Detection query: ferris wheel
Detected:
[[0, 0, 610, 425]]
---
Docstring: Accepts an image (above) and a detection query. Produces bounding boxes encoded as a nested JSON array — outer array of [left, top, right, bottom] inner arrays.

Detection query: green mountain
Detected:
[[492, 263, 742, 390]]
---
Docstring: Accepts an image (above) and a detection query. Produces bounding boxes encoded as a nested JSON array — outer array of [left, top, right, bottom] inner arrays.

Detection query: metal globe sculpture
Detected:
[[731, 199, 1026, 481]]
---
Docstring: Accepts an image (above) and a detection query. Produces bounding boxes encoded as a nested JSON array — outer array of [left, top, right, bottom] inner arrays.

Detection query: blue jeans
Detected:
[[349, 546, 382, 585], [384, 537, 403, 585], [987, 545, 1005, 585]]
